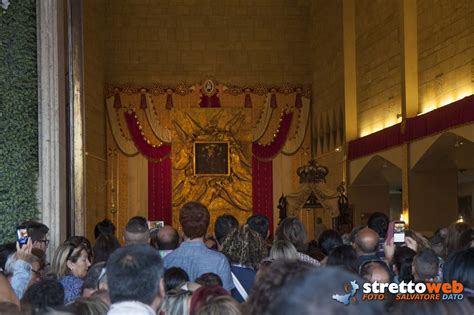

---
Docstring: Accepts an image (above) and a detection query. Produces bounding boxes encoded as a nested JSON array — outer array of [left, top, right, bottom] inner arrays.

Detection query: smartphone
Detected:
[[393, 221, 406, 244], [16, 225, 29, 248], [147, 220, 164, 230]]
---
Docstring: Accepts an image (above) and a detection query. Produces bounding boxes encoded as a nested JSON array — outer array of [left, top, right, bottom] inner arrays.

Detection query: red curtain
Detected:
[[347, 124, 402, 160], [148, 158, 172, 224], [252, 157, 274, 233], [252, 111, 293, 231], [124, 110, 172, 224], [348, 95, 474, 160], [124, 111, 171, 161], [405, 95, 474, 141], [252, 111, 293, 159]]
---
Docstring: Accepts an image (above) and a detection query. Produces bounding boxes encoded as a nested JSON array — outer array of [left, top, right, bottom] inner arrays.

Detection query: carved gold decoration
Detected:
[[171, 109, 252, 229]]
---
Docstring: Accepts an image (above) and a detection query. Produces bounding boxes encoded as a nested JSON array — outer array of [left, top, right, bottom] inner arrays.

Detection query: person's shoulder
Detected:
[[201, 247, 228, 261]]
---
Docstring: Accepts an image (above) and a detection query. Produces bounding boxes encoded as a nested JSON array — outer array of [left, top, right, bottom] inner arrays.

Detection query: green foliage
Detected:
[[0, 0, 39, 242]]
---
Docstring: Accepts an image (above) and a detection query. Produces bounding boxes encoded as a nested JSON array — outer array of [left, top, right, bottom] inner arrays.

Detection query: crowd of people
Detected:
[[0, 202, 473, 314]]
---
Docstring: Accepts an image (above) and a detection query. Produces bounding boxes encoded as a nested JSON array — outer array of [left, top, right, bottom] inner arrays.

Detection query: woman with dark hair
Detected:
[[318, 229, 343, 257], [164, 267, 190, 292], [445, 223, 472, 258], [443, 247, 474, 299], [51, 239, 92, 303], [93, 234, 121, 264], [392, 246, 416, 283], [221, 225, 267, 302], [326, 245, 358, 273], [275, 217, 320, 266]]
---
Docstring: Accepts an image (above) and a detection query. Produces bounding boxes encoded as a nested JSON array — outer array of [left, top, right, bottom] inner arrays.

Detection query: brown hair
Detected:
[[446, 223, 472, 257], [222, 225, 267, 269], [275, 217, 308, 252], [246, 260, 314, 315], [180, 202, 210, 239]]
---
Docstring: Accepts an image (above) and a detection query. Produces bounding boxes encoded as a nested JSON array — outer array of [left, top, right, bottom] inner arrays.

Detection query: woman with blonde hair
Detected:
[[51, 239, 91, 304], [269, 240, 298, 261], [160, 289, 193, 315]]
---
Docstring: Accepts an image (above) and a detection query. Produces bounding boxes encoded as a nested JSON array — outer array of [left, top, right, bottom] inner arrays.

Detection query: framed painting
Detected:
[[194, 141, 230, 176]]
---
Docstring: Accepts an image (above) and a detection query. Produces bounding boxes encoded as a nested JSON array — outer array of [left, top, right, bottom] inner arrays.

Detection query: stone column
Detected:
[[37, 0, 67, 258]]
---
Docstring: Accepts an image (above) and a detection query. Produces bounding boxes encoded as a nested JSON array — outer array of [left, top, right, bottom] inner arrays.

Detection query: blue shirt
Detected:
[[164, 241, 234, 291], [59, 275, 83, 304]]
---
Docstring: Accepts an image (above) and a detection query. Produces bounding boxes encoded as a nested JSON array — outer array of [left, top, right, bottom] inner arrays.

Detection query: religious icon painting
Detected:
[[194, 141, 230, 176]]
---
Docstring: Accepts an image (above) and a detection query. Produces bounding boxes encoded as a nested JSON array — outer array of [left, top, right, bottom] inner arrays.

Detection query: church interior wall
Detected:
[[102, 0, 312, 86], [355, 0, 402, 137], [417, 0, 474, 113], [84, 0, 107, 241], [78, 0, 474, 236]]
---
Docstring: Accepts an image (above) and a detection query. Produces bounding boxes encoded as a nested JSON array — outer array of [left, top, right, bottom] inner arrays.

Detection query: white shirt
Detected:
[[108, 301, 155, 315]]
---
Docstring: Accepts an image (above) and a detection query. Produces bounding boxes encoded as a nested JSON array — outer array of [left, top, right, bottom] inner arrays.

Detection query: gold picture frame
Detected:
[[193, 141, 230, 176]]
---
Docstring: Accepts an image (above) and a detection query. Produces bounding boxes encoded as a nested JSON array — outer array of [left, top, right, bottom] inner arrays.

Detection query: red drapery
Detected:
[[348, 95, 474, 160], [252, 111, 293, 231], [252, 111, 294, 158], [124, 110, 172, 223], [124, 111, 171, 161], [148, 158, 172, 224], [347, 124, 402, 160], [199, 89, 221, 107], [252, 157, 274, 232]]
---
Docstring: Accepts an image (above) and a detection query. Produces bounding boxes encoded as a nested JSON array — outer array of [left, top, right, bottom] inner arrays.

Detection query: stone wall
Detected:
[[103, 0, 311, 85], [417, 0, 474, 113], [355, 0, 402, 137]]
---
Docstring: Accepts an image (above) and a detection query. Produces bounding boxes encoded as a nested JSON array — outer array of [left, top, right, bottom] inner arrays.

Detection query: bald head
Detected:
[[354, 228, 380, 255], [361, 262, 391, 284], [157, 226, 179, 250]]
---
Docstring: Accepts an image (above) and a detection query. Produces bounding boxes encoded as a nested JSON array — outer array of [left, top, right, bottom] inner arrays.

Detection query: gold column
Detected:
[[400, 0, 419, 224], [343, 0, 357, 186]]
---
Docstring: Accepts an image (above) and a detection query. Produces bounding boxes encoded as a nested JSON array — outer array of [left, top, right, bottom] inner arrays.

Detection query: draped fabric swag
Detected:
[[106, 82, 311, 230]]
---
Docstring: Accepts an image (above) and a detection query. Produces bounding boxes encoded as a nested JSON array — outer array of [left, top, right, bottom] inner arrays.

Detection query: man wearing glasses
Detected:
[[21, 221, 50, 252]]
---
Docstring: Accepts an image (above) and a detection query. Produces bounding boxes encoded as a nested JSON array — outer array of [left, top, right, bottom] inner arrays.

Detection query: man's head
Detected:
[[82, 262, 106, 297], [107, 244, 165, 310], [124, 216, 150, 245], [157, 226, 180, 250], [214, 214, 238, 245], [367, 212, 389, 239], [412, 248, 439, 282], [179, 202, 210, 240], [21, 221, 49, 251], [94, 219, 116, 239], [354, 228, 380, 256], [22, 279, 64, 312], [360, 261, 391, 283], [246, 214, 270, 240]]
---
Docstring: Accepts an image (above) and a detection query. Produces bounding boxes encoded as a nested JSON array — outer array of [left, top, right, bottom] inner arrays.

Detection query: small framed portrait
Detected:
[[194, 141, 230, 176]]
